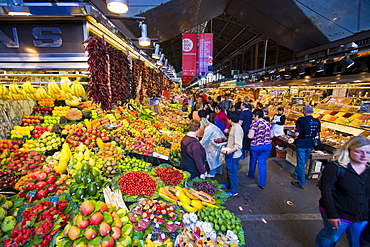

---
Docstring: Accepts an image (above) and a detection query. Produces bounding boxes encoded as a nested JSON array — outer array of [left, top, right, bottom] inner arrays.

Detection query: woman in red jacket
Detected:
[[214, 105, 230, 134]]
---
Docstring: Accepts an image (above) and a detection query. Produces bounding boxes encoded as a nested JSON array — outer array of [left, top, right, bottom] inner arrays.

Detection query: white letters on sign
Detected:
[[0, 27, 62, 48]]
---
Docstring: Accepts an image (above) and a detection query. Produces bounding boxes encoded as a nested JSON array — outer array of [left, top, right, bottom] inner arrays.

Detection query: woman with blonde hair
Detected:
[[199, 114, 225, 177], [316, 136, 370, 247]]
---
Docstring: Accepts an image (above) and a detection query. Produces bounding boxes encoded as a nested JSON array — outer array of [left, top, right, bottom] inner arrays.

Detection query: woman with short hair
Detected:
[[316, 136, 370, 247], [247, 109, 273, 189], [179, 120, 207, 179]]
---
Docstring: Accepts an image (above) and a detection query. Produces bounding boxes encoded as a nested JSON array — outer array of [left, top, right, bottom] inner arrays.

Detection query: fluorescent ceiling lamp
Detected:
[[162, 58, 168, 69], [340, 56, 355, 68], [156, 54, 164, 66], [316, 61, 324, 72], [106, 0, 128, 14], [7, 6, 30, 15], [152, 44, 160, 59], [298, 64, 305, 75], [138, 23, 151, 47]]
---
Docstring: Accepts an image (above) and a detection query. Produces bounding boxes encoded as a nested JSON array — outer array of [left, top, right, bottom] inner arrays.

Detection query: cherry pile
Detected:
[[154, 166, 184, 185], [118, 171, 157, 196], [5, 200, 70, 247]]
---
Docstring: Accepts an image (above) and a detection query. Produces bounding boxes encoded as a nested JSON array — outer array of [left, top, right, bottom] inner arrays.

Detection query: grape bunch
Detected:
[[193, 181, 218, 195]]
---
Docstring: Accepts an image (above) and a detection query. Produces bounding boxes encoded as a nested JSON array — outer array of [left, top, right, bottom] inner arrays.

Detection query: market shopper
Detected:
[[199, 116, 225, 177], [244, 96, 253, 111], [221, 94, 233, 112], [247, 109, 273, 189], [272, 107, 286, 136], [291, 105, 321, 189], [214, 105, 230, 134], [316, 136, 370, 247], [220, 112, 244, 196], [179, 119, 207, 179], [239, 103, 253, 158]]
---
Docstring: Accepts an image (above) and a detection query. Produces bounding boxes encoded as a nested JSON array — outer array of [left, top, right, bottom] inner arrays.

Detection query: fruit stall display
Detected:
[[0, 95, 244, 246]]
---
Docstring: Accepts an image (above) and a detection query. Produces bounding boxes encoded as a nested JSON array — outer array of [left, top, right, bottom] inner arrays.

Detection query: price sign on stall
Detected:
[[50, 197, 59, 203]]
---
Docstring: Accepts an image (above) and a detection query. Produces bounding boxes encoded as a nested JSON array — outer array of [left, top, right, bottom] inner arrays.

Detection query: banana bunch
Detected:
[[26, 93, 38, 101], [48, 80, 62, 99], [9, 83, 23, 95], [59, 90, 74, 100], [145, 238, 172, 247], [22, 81, 36, 94], [61, 81, 72, 93], [0, 84, 9, 99], [35, 87, 49, 101], [71, 81, 86, 98], [8, 92, 28, 101]]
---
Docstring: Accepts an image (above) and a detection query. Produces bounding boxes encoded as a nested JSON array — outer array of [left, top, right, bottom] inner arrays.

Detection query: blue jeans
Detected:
[[248, 143, 272, 187], [225, 154, 241, 194], [316, 211, 368, 247], [209, 165, 222, 175], [293, 147, 312, 186]]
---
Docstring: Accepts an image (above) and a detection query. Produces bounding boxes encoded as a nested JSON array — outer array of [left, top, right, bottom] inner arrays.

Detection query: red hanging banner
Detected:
[[182, 33, 197, 85]]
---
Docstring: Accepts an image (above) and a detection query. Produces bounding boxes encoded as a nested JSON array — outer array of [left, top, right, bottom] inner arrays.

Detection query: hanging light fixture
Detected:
[[284, 68, 290, 77], [316, 61, 324, 72], [157, 54, 164, 66], [138, 22, 151, 47], [106, 0, 128, 14], [298, 64, 305, 75], [340, 56, 355, 68], [162, 59, 168, 69], [152, 43, 160, 59]]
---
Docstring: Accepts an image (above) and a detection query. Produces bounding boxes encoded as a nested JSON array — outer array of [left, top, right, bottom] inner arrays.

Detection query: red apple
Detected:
[[75, 215, 90, 229]]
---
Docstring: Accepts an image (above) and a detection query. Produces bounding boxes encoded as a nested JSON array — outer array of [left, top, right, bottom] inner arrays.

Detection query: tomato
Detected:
[[45, 175, 56, 184], [25, 182, 35, 191], [35, 181, 47, 190], [46, 184, 57, 193], [36, 190, 48, 199], [36, 172, 47, 181], [43, 168, 53, 174]]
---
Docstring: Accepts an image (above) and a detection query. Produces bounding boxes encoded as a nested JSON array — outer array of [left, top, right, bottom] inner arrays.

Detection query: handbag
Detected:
[[313, 138, 324, 150]]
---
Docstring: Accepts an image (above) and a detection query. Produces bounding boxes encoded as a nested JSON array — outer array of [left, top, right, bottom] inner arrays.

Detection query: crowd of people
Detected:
[[177, 93, 370, 246], [179, 93, 285, 195]]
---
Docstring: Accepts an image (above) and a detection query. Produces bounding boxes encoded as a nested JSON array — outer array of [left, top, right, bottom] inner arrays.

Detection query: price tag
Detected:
[[28, 191, 36, 197], [93, 147, 99, 152], [23, 135, 29, 139], [50, 196, 59, 203], [153, 152, 169, 161], [68, 165, 73, 169]]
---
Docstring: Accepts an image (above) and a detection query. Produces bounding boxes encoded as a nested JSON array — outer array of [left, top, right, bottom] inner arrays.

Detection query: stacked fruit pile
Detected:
[[4, 197, 74, 247], [119, 156, 152, 172], [2, 151, 46, 175], [41, 115, 60, 127], [58, 200, 133, 247], [21, 116, 43, 126], [196, 207, 245, 245], [23, 132, 64, 153], [128, 199, 183, 244], [68, 163, 106, 202], [18, 167, 69, 200]]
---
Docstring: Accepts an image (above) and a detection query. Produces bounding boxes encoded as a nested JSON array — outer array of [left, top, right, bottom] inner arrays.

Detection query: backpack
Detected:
[[317, 164, 345, 190]]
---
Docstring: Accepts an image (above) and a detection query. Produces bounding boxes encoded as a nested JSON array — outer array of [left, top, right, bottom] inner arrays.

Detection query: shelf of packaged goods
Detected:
[[321, 121, 367, 136]]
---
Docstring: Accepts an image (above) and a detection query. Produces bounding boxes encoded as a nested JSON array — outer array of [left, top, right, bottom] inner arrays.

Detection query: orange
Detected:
[[64, 124, 71, 130]]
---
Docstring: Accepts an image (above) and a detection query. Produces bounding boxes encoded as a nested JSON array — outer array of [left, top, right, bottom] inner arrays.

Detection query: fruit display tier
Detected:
[[0, 98, 243, 246]]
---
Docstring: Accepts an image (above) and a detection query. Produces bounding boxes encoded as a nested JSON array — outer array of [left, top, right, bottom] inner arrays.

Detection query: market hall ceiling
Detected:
[[23, 0, 370, 74]]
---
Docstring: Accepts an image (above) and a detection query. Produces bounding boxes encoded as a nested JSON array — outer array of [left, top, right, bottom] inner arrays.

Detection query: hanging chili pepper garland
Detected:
[[108, 46, 127, 105], [84, 36, 112, 111]]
